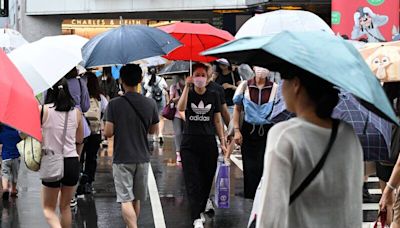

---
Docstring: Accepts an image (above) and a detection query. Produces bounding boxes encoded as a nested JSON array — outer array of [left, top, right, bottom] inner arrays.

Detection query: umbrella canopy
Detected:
[[0, 49, 41, 141], [358, 40, 400, 82], [235, 10, 334, 39], [133, 56, 167, 67], [202, 31, 398, 125], [0, 28, 28, 53], [81, 25, 181, 68], [159, 22, 234, 62], [269, 82, 295, 123], [158, 61, 190, 76], [8, 35, 88, 95], [332, 92, 392, 161]]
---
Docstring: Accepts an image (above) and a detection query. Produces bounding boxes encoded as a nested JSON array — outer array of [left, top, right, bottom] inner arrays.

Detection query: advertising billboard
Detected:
[[332, 0, 399, 42]]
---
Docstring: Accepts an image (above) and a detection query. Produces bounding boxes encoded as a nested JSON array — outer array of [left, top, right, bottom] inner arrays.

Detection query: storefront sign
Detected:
[[62, 19, 148, 28], [331, 0, 399, 42]]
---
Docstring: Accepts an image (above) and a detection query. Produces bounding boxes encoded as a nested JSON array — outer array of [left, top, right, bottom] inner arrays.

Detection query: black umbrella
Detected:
[[158, 61, 190, 76]]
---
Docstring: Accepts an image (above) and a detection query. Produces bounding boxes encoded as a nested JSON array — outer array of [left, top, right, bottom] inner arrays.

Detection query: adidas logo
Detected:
[[191, 101, 211, 115], [189, 100, 212, 122]]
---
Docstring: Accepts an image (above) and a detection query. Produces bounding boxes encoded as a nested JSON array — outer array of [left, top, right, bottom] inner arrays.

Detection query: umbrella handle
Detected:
[[190, 59, 192, 76]]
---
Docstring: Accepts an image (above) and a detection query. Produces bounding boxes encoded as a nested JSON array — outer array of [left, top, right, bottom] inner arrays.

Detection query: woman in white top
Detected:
[[250, 66, 363, 228], [143, 66, 168, 143], [42, 78, 84, 228]]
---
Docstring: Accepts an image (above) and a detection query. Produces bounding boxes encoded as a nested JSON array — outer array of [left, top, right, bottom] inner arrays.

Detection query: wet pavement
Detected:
[[0, 121, 386, 227]]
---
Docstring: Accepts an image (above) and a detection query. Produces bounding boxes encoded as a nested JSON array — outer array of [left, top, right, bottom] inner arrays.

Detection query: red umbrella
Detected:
[[0, 49, 41, 141], [159, 22, 234, 63]]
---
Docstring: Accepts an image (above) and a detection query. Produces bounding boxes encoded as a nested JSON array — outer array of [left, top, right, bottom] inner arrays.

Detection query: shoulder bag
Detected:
[[39, 111, 69, 182], [121, 96, 151, 152], [17, 106, 44, 171]]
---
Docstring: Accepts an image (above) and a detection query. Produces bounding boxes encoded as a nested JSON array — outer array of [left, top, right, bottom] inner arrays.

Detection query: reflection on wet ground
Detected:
[[0, 136, 251, 228]]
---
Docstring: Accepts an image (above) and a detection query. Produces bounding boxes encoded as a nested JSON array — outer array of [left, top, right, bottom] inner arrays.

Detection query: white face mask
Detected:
[[254, 66, 269, 79]]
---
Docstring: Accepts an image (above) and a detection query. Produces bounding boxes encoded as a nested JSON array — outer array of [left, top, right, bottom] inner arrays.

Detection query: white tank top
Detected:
[[42, 106, 78, 158]]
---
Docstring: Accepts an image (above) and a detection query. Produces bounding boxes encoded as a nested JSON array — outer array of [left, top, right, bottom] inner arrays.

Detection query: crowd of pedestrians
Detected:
[[1, 36, 400, 228]]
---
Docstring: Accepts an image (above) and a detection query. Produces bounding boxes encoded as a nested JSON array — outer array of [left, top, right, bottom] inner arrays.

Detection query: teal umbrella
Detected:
[[202, 31, 398, 125]]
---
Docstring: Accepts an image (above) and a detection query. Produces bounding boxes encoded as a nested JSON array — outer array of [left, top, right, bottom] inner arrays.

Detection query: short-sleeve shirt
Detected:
[[0, 125, 21, 160], [215, 71, 241, 106], [206, 81, 226, 106], [105, 92, 159, 164], [183, 89, 221, 136]]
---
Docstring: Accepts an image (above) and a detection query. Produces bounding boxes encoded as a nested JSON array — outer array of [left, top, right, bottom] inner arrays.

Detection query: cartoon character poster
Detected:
[[332, 0, 399, 42]]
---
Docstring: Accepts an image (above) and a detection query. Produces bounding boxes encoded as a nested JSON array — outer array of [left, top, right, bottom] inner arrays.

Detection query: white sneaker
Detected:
[[193, 219, 204, 228], [200, 212, 206, 223], [204, 198, 215, 213]]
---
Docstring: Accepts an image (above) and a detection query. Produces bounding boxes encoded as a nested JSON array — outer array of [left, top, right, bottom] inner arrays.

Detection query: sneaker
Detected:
[[176, 152, 181, 162], [204, 198, 215, 214], [200, 212, 206, 223], [193, 219, 204, 228], [83, 183, 93, 195], [101, 140, 108, 148], [2, 192, 9, 201], [70, 197, 77, 208], [159, 136, 164, 144]]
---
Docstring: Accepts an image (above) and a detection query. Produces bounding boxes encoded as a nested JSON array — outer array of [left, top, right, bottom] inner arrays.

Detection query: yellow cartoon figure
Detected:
[[366, 46, 400, 82]]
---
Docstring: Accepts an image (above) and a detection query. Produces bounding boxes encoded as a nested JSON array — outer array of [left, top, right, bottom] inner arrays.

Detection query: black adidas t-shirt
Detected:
[[183, 89, 221, 136]]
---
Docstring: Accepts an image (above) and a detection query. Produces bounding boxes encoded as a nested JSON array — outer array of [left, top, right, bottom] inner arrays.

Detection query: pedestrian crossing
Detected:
[[229, 153, 382, 227]]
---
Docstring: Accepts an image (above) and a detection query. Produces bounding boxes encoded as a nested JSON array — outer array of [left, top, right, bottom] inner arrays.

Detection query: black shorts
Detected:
[[42, 157, 80, 188]]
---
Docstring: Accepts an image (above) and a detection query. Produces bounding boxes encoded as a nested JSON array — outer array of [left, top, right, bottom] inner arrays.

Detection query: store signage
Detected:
[[331, 0, 399, 42], [63, 19, 148, 27]]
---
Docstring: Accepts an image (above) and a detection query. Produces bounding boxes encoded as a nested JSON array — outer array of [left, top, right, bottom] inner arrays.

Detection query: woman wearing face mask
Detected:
[[178, 63, 227, 228], [169, 74, 186, 162], [232, 66, 275, 199]]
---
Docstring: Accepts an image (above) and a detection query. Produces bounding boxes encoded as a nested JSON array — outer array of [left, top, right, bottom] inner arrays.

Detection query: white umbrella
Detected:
[[235, 10, 334, 39], [8, 35, 88, 95], [0, 28, 28, 53]]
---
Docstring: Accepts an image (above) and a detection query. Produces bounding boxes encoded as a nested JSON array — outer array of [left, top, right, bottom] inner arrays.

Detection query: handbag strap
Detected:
[[289, 119, 340, 205], [374, 211, 387, 227], [61, 111, 69, 154], [121, 96, 147, 131]]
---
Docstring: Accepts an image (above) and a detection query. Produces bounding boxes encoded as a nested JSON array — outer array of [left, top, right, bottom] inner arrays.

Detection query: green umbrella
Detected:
[[202, 31, 398, 125]]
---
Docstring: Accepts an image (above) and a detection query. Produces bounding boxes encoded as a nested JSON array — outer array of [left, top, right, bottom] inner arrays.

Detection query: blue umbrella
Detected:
[[270, 86, 392, 161], [202, 31, 398, 125], [82, 25, 181, 68]]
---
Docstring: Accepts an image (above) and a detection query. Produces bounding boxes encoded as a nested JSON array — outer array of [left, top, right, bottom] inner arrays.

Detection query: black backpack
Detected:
[[152, 80, 163, 103]]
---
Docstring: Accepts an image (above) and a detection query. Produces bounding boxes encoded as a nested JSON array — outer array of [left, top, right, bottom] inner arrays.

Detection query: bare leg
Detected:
[[59, 186, 76, 228], [2, 177, 9, 192], [121, 201, 138, 228], [11, 182, 17, 194], [133, 200, 141, 217], [158, 117, 164, 138], [42, 186, 62, 228]]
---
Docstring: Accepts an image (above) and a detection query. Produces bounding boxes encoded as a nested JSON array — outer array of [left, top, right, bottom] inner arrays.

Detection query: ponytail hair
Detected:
[[280, 65, 339, 119], [44, 78, 75, 112]]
